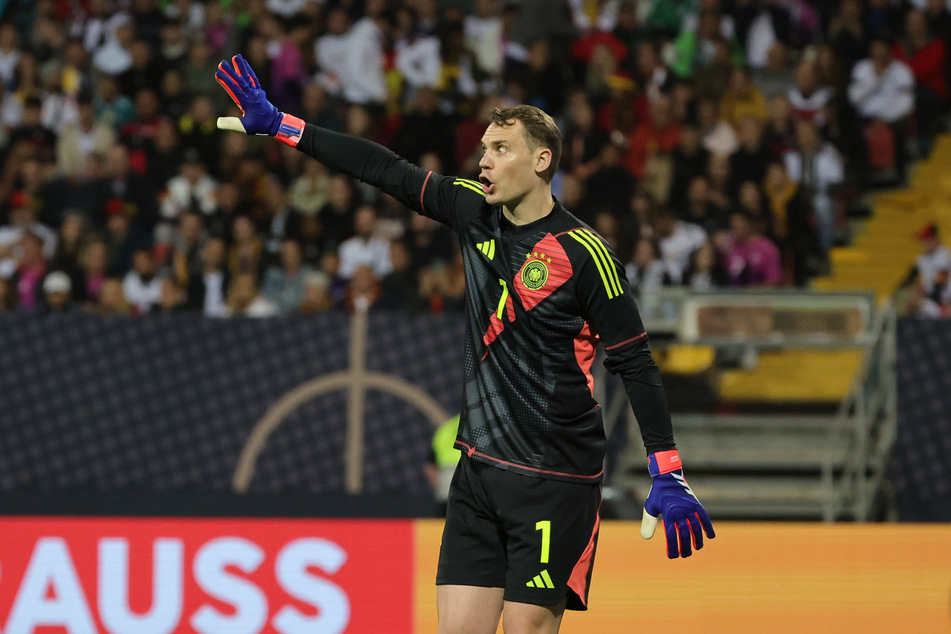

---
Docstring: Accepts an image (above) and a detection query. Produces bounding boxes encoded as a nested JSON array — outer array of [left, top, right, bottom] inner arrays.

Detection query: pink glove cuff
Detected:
[[275, 113, 305, 148], [648, 450, 682, 476]]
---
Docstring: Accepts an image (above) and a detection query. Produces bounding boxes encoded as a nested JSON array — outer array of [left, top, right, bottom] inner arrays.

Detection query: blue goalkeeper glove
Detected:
[[640, 450, 715, 559], [214, 54, 305, 148]]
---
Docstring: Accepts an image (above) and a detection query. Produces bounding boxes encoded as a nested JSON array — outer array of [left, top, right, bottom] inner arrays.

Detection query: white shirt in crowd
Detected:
[[658, 221, 708, 283], [917, 245, 951, 296], [783, 142, 844, 196], [202, 271, 228, 318], [161, 174, 219, 220], [122, 272, 163, 314], [848, 58, 915, 123], [337, 235, 392, 279], [341, 17, 387, 104], [395, 36, 442, 91]]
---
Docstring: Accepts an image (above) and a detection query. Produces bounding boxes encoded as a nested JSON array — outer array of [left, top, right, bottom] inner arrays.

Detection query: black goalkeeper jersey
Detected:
[[297, 125, 675, 483]]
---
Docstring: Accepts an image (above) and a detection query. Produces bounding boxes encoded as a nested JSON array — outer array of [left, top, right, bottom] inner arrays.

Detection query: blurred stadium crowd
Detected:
[[0, 0, 949, 317]]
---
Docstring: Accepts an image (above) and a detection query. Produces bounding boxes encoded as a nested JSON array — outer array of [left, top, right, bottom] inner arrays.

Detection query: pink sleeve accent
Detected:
[[419, 170, 433, 214], [603, 331, 647, 351]]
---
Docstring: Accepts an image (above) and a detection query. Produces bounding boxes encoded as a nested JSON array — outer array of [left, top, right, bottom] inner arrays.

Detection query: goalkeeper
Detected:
[[216, 54, 714, 634]]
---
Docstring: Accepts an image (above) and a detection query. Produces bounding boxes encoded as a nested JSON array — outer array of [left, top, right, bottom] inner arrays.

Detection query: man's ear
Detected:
[[535, 147, 552, 177]]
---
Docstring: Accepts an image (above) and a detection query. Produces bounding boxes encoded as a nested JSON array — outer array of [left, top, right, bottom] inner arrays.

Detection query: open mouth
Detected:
[[479, 175, 494, 195]]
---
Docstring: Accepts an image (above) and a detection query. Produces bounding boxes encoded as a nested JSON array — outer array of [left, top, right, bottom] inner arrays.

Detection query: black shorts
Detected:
[[436, 456, 602, 611]]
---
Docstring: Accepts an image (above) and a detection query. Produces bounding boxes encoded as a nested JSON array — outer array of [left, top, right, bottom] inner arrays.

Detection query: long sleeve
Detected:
[[295, 124, 431, 214], [569, 231, 676, 454]]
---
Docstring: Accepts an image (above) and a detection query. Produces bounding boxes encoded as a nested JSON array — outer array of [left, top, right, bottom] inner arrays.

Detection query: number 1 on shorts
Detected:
[[535, 520, 550, 564]]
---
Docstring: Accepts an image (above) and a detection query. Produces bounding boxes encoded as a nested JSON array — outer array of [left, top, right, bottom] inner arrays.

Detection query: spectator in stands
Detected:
[[50, 209, 88, 297], [752, 42, 795, 100], [338, 205, 392, 280], [904, 222, 951, 317], [465, 0, 505, 82], [318, 173, 359, 250], [122, 247, 162, 314], [184, 236, 229, 317], [784, 119, 844, 254], [718, 208, 782, 287], [260, 238, 314, 314], [0, 191, 57, 277], [168, 211, 206, 283], [893, 8, 948, 156], [156, 276, 188, 313], [298, 270, 335, 315], [787, 60, 834, 127], [87, 277, 133, 315], [77, 239, 109, 304], [669, 6, 745, 82], [314, 7, 352, 99], [419, 249, 466, 313], [719, 65, 767, 129], [342, 263, 383, 313], [682, 239, 727, 290], [583, 142, 636, 220], [9, 96, 57, 163], [762, 93, 795, 156], [761, 161, 817, 286], [0, 22, 21, 90], [56, 93, 115, 179], [10, 232, 48, 311], [97, 142, 158, 231], [177, 96, 219, 169], [827, 0, 868, 76], [729, 115, 773, 197], [682, 175, 724, 236], [288, 159, 331, 218], [391, 86, 456, 169], [92, 13, 134, 76], [41, 270, 78, 314], [227, 215, 263, 279], [339, 1, 389, 106], [158, 148, 217, 245], [848, 32, 915, 181], [633, 40, 670, 105], [378, 239, 425, 312], [225, 271, 278, 317], [696, 95, 739, 156], [625, 236, 672, 295], [622, 93, 680, 183], [181, 37, 223, 111], [669, 118, 710, 211], [652, 207, 708, 284], [93, 73, 135, 131], [119, 38, 162, 98]]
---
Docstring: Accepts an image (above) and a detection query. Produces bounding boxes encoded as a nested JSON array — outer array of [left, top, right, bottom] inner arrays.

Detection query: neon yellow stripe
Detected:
[[540, 569, 554, 589], [496, 279, 508, 319], [574, 230, 623, 297], [457, 178, 482, 189], [573, 230, 623, 297], [453, 180, 485, 196], [533, 574, 544, 587], [568, 231, 619, 299], [487, 239, 495, 259]]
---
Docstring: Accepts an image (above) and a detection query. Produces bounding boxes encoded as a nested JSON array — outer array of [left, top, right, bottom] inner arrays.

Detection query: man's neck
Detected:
[[502, 186, 555, 226]]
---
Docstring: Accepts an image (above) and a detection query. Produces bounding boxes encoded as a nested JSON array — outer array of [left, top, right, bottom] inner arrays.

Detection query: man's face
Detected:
[[479, 121, 544, 207]]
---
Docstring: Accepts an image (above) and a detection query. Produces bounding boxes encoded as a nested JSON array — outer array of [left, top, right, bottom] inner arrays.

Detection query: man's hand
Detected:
[[214, 54, 305, 147], [640, 450, 715, 559]]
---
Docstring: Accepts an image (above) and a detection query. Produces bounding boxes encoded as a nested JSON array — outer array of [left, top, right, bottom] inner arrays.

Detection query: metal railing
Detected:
[[821, 300, 898, 521]]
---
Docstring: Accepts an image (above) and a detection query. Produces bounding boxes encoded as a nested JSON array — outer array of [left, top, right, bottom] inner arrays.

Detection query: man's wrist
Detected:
[[648, 449, 682, 477]]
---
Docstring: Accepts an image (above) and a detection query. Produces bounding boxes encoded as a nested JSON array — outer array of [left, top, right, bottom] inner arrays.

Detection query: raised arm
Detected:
[[215, 54, 430, 213]]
